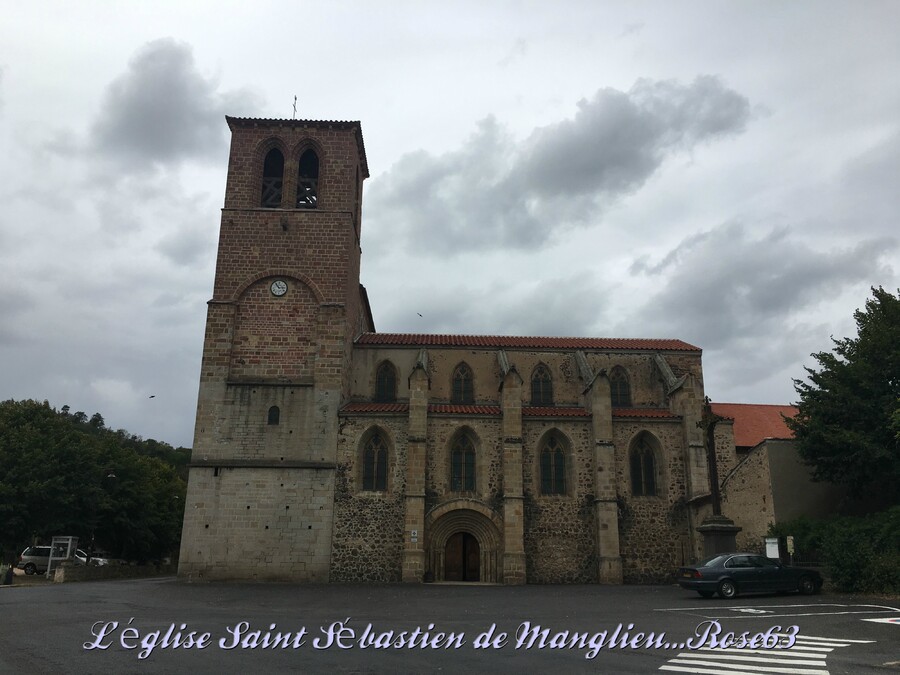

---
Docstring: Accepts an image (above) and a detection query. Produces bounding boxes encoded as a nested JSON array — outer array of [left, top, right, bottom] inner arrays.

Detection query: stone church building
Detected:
[[178, 117, 758, 584]]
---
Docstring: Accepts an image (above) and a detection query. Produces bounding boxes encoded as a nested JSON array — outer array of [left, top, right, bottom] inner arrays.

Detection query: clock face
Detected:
[[270, 280, 288, 297]]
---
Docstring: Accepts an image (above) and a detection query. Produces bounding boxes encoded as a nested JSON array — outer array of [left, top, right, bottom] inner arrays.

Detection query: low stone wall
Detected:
[[53, 563, 176, 583]]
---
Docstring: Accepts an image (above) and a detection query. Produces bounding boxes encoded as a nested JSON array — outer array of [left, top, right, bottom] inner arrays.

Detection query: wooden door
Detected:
[[444, 532, 480, 582]]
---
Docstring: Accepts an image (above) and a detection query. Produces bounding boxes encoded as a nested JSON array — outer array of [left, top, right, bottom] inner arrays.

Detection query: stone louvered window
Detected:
[[261, 148, 284, 208], [630, 436, 657, 496], [375, 361, 397, 402], [540, 433, 566, 495], [267, 406, 280, 425], [362, 431, 388, 491], [451, 363, 474, 404], [296, 149, 319, 209], [450, 434, 476, 492], [531, 364, 553, 406], [610, 366, 631, 408]]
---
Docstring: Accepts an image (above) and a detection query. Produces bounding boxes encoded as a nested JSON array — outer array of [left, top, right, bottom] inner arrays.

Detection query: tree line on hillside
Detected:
[[0, 400, 189, 564]]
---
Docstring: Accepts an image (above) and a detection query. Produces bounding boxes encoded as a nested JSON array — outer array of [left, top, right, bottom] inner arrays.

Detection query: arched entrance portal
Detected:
[[444, 532, 480, 581], [426, 502, 503, 583]]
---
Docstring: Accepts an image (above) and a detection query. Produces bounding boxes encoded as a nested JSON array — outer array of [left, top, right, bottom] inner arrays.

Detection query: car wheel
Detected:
[[797, 576, 816, 595], [23, 563, 36, 575], [717, 579, 738, 599], [698, 591, 715, 599]]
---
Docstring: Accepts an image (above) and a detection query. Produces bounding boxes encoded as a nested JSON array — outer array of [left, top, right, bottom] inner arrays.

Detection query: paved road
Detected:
[[1, 578, 897, 673]]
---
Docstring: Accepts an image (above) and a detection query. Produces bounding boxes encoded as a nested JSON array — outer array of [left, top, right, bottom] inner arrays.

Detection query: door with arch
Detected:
[[444, 532, 480, 581]]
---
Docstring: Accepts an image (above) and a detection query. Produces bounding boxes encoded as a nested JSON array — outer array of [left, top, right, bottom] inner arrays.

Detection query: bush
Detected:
[[769, 506, 900, 594]]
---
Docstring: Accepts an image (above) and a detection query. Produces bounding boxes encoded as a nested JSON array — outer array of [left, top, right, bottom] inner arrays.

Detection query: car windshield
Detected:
[[700, 554, 729, 567]]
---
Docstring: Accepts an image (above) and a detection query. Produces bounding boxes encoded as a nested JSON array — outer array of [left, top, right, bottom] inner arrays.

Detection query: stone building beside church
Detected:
[[178, 117, 754, 584]]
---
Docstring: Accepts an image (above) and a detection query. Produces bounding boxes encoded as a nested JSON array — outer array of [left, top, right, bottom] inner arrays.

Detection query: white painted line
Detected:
[[675, 652, 825, 666], [661, 666, 763, 675], [782, 634, 875, 643], [661, 666, 780, 675], [791, 639, 859, 647], [695, 646, 831, 655], [659, 603, 899, 614], [668, 658, 828, 674], [862, 617, 900, 625]]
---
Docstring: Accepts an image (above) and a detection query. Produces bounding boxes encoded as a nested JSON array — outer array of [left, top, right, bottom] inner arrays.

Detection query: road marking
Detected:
[[656, 603, 899, 620], [731, 609, 772, 614], [862, 617, 900, 625], [658, 634, 872, 675]]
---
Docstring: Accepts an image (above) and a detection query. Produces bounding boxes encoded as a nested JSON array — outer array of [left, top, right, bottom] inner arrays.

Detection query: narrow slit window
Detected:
[[267, 406, 280, 425]]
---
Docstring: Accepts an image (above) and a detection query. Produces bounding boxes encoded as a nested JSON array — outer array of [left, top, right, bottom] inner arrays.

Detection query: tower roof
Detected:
[[225, 116, 369, 178]]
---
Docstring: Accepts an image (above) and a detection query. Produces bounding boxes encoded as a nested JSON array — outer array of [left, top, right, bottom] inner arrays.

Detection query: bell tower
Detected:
[[179, 117, 371, 581]]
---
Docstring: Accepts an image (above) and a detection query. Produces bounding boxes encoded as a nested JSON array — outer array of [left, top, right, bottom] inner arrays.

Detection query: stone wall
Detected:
[[331, 415, 408, 581], [614, 421, 691, 582], [522, 421, 596, 583], [721, 445, 774, 552]]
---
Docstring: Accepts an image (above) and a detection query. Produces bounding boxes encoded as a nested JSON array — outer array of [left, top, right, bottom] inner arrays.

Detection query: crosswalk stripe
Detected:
[[667, 658, 828, 674], [675, 652, 826, 666], [781, 634, 873, 644], [695, 646, 831, 655], [661, 666, 776, 675], [659, 634, 873, 674]]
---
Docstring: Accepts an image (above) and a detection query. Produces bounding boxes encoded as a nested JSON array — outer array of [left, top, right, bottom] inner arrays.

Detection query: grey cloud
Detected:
[[366, 76, 750, 255], [155, 222, 216, 266], [373, 270, 603, 338], [90, 39, 259, 169], [624, 221, 897, 350]]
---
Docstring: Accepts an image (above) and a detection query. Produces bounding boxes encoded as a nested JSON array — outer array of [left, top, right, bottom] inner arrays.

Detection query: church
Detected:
[[177, 117, 760, 584]]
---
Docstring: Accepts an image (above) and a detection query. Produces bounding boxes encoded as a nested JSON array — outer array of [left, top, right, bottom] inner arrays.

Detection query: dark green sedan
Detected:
[[677, 553, 823, 599]]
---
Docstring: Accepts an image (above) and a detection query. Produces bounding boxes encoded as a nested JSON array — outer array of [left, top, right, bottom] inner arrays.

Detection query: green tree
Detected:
[[0, 399, 187, 562], [787, 287, 900, 505]]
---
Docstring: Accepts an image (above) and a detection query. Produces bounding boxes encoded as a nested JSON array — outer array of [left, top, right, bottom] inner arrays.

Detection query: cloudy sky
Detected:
[[1, 1, 897, 448]]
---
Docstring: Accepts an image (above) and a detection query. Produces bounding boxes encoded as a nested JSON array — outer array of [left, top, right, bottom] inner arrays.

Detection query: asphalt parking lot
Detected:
[[1, 577, 898, 674]]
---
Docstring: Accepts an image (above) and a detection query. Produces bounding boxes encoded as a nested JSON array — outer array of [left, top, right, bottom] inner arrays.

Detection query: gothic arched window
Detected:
[[451, 363, 474, 404], [531, 364, 553, 406], [630, 434, 657, 496], [267, 406, 280, 425], [375, 361, 397, 403], [610, 367, 631, 408], [540, 433, 566, 495], [296, 149, 319, 209], [362, 431, 388, 491], [261, 148, 284, 208], [450, 434, 476, 492]]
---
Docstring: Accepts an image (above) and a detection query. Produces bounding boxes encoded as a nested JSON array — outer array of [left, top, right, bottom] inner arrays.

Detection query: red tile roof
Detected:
[[612, 408, 679, 419], [710, 403, 797, 448], [429, 404, 501, 415], [355, 333, 700, 351], [340, 402, 408, 414], [523, 407, 591, 417]]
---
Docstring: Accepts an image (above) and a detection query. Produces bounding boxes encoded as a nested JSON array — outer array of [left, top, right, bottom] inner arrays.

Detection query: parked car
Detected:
[[677, 552, 823, 598], [17, 546, 108, 574]]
